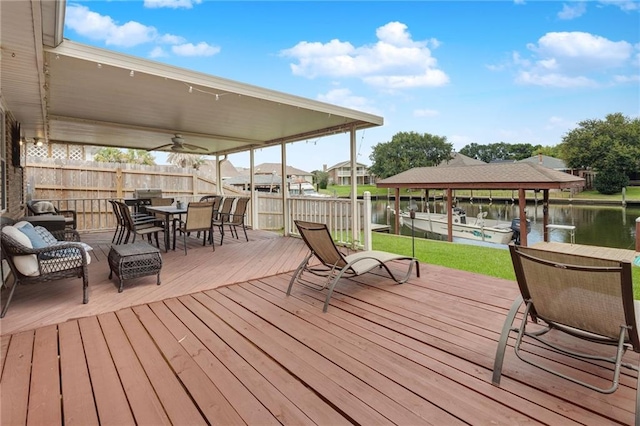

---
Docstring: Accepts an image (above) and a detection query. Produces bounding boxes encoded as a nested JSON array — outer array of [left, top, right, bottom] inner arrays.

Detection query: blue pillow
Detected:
[[18, 224, 49, 248], [33, 226, 59, 245]]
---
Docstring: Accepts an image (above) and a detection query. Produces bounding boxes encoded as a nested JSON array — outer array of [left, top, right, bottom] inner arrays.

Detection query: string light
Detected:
[[97, 63, 102, 69], [129, 70, 134, 77], [182, 82, 227, 100]]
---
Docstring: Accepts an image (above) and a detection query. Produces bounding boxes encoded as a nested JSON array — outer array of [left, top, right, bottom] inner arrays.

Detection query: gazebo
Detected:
[[376, 162, 585, 246]]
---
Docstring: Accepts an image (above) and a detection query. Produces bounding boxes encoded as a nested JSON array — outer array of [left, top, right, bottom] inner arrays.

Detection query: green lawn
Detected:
[[371, 232, 640, 298]]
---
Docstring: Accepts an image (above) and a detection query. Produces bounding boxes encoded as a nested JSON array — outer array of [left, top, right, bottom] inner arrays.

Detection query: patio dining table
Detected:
[[144, 205, 187, 252]]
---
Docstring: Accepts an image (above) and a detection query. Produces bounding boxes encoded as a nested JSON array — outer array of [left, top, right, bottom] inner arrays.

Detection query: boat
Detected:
[[398, 208, 525, 245]]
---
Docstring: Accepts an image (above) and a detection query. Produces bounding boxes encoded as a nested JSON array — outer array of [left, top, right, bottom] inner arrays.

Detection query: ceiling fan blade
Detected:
[[183, 143, 208, 151], [148, 143, 172, 151]]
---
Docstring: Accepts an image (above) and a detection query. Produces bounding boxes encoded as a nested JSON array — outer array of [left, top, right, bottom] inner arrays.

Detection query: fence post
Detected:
[[116, 168, 123, 198], [363, 191, 372, 251]]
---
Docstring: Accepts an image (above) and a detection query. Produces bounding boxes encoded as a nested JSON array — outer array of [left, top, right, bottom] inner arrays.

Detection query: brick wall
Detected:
[[3, 112, 24, 220]]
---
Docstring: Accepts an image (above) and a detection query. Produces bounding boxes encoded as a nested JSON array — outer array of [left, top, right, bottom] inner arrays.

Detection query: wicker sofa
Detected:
[[0, 221, 91, 317], [26, 200, 77, 229]]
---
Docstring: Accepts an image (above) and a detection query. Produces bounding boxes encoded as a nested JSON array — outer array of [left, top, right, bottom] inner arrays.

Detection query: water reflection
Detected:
[[372, 199, 639, 250]]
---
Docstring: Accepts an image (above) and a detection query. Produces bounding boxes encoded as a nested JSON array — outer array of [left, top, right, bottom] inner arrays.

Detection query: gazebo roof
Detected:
[[377, 162, 585, 190]]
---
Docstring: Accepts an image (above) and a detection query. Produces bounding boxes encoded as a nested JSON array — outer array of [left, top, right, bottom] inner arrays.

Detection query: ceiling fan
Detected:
[[149, 134, 208, 152]]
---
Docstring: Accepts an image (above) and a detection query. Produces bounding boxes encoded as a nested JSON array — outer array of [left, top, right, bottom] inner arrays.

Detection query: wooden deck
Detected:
[[1, 230, 638, 425]]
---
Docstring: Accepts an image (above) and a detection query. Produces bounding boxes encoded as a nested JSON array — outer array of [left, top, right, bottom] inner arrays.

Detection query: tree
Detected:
[[123, 149, 156, 166], [167, 153, 205, 169], [459, 142, 541, 162], [560, 113, 640, 193], [368, 131, 453, 179], [94, 147, 126, 163], [93, 148, 156, 165], [312, 170, 329, 189], [533, 145, 561, 158]]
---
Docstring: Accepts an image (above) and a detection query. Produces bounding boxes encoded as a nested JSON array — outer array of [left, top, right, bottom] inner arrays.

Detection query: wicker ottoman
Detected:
[[108, 241, 162, 292]]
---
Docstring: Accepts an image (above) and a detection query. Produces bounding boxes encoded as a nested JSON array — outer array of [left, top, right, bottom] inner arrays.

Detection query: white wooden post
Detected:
[[363, 191, 372, 251], [250, 148, 259, 230], [636, 217, 640, 253], [350, 126, 358, 248]]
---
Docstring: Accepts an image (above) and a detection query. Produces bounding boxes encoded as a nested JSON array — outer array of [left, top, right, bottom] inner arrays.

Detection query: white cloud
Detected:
[[172, 42, 220, 57], [413, 109, 440, 118], [65, 4, 218, 58], [65, 4, 157, 47], [149, 46, 167, 58], [280, 21, 449, 90], [557, 2, 587, 20], [158, 34, 186, 45], [512, 32, 635, 87], [317, 88, 380, 115], [544, 116, 575, 130], [516, 71, 596, 87], [599, 0, 640, 12], [613, 74, 640, 83], [144, 0, 202, 9]]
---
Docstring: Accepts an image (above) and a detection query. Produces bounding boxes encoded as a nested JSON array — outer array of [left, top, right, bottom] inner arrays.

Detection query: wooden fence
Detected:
[[24, 159, 372, 249], [25, 158, 226, 202]]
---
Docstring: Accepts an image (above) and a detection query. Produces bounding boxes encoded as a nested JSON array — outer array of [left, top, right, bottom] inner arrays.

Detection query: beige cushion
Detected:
[[1, 225, 38, 276], [31, 201, 56, 214], [1, 224, 91, 277]]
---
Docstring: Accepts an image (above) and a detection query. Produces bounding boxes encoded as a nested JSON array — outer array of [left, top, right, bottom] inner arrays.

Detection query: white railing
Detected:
[[30, 192, 374, 250], [287, 192, 372, 250]]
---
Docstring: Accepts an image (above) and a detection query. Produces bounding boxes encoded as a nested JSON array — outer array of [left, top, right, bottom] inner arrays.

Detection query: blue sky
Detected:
[[64, 1, 639, 172]]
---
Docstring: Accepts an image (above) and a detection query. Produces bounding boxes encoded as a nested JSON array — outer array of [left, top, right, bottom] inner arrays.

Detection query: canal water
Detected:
[[371, 199, 640, 250]]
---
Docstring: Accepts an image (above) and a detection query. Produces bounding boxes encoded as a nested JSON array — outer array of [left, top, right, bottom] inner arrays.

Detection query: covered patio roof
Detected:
[[1, 1, 383, 156]]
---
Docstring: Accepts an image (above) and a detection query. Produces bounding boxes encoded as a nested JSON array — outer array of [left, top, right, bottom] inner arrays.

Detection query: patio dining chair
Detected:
[[287, 220, 420, 312], [198, 195, 223, 243], [109, 199, 126, 244], [225, 197, 249, 241], [116, 201, 165, 250], [212, 196, 236, 246], [172, 201, 215, 255], [493, 244, 639, 424]]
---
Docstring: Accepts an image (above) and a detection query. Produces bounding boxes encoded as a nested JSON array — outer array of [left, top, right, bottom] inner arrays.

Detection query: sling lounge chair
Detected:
[[287, 220, 420, 312], [493, 244, 639, 425]]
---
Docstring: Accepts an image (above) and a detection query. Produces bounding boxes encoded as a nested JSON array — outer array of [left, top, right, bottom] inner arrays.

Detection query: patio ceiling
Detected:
[[1, 1, 383, 156]]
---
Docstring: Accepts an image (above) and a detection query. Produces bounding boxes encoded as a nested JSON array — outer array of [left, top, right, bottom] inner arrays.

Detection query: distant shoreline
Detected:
[[360, 194, 640, 207]]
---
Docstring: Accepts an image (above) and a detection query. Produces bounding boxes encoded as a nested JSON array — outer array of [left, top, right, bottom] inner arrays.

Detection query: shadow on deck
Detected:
[[1, 230, 637, 424]]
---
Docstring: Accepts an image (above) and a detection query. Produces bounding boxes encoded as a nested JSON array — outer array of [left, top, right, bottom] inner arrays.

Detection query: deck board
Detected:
[[58, 321, 99, 426], [96, 312, 171, 425], [28, 326, 62, 426], [1, 330, 34, 426], [0, 231, 638, 425]]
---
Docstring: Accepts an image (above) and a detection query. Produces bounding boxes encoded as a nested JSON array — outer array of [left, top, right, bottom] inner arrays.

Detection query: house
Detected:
[[325, 161, 374, 185], [436, 152, 486, 167], [249, 163, 313, 184], [518, 154, 569, 171]]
